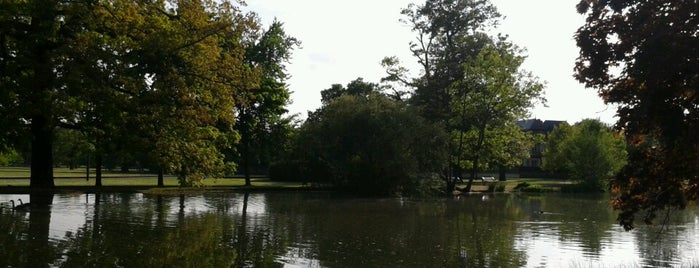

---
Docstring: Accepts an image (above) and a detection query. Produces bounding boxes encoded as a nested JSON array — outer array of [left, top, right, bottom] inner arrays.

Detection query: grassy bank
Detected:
[[0, 166, 305, 194], [456, 178, 576, 193], [0, 167, 582, 195]]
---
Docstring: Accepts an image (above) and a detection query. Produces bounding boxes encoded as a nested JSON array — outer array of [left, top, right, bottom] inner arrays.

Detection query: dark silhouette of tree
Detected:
[[575, 0, 699, 230]]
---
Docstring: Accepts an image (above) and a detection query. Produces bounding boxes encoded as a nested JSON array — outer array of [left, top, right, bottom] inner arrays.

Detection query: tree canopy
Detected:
[[576, 0, 698, 229], [543, 119, 627, 190], [0, 0, 292, 187], [235, 19, 299, 186], [383, 0, 544, 193], [292, 90, 449, 196], [449, 40, 544, 191], [387, 0, 501, 122]]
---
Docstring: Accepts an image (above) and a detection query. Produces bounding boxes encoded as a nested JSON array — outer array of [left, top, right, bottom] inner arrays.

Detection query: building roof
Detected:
[[516, 119, 565, 132]]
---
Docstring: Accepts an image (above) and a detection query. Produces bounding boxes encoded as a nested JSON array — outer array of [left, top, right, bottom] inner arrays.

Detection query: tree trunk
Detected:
[[85, 157, 90, 181], [243, 143, 251, 186], [465, 155, 478, 192], [28, 7, 57, 189], [30, 114, 54, 188], [465, 126, 487, 192], [242, 125, 251, 187], [157, 169, 164, 187], [95, 152, 102, 187], [240, 108, 252, 187], [498, 165, 507, 181]]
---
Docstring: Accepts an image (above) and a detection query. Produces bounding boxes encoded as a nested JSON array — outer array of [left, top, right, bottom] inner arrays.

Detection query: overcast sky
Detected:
[[245, 0, 618, 125]]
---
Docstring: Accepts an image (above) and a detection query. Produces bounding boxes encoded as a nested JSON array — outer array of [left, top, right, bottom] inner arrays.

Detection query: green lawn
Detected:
[[0, 166, 575, 193], [0, 166, 303, 190]]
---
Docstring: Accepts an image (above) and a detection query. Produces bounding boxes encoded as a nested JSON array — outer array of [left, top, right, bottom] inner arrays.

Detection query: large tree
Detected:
[[575, 0, 698, 229], [0, 0, 262, 187], [126, 0, 260, 186], [0, 0, 117, 187], [235, 20, 299, 186], [385, 0, 500, 122], [384, 0, 543, 193], [450, 41, 544, 192], [295, 90, 449, 196], [320, 77, 381, 104]]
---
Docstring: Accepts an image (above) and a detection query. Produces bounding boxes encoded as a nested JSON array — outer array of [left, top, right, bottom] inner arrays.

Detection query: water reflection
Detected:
[[0, 193, 698, 267]]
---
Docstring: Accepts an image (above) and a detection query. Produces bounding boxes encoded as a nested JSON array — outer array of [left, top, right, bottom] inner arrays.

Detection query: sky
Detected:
[[245, 0, 618, 125]]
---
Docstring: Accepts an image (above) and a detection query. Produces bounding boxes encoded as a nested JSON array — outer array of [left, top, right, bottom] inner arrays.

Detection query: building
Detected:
[[516, 119, 565, 169]]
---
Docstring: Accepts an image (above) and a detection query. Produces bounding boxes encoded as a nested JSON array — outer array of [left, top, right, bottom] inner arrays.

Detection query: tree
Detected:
[[294, 91, 449, 196], [389, 0, 501, 122], [129, 0, 259, 186], [0, 0, 263, 187], [0, 148, 22, 166], [0, 0, 81, 187], [235, 20, 299, 186], [450, 41, 544, 192], [320, 77, 381, 104], [53, 129, 93, 170], [542, 119, 627, 190], [575, 0, 698, 229], [385, 0, 544, 193]]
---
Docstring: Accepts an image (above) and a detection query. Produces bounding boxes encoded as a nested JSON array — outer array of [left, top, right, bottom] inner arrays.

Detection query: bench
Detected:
[[481, 176, 497, 183]]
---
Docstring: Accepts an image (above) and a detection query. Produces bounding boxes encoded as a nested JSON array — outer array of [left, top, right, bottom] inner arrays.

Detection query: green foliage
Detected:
[[268, 160, 303, 182], [385, 0, 545, 193], [512, 181, 558, 193], [0, 0, 293, 187], [576, 0, 698, 229], [234, 20, 299, 185], [487, 182, 506, 192], [517, 184, 555, 193], [513, 182, 530, 190], [0, 148, 22, 166], [320, 78, 381, 105], [397, 0, 501, 122], [542, 119, 627, 190], [53, 129, 94, 169], [560, 183, 604, 193], [292, 92, 449, 196], [450, 42, 544, 184]]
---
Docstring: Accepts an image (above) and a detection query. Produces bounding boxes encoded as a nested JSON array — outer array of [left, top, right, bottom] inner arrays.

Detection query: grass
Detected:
[[0, 166, 305, 194], [455, 177, 575, 193], [0, 167, 581, 194]]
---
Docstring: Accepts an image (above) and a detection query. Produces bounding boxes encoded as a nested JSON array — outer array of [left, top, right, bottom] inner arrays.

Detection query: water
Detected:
[[0, 192, 697, 267]]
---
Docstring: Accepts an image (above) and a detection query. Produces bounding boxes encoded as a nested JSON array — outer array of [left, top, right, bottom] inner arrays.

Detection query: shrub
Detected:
[[268, 160, 303, 182], [560, 183, 605, 193], [513, 181, 530, 190], [512, 181, 556, 192], [487, 182, 507, 192]]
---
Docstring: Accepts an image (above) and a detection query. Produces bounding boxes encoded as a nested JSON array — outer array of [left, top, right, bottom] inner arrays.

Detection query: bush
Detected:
[[513, 181, 530, 190], [290, 94, 449, 196], [515, 183, 555, 193], [405, 177, 445, 197], [487, 182, 507, 192], [0, 149, 23, 166], [522, 185, 555, 193], [268, 160, 303, 182], [560, 183, 605, 193]]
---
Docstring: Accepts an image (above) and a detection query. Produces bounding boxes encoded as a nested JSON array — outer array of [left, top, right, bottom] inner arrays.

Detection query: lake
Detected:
[[1, 192, 698, 267]]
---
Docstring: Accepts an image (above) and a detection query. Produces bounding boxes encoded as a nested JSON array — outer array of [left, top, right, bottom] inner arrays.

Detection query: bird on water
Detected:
[[10, 199, 31, 211]]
